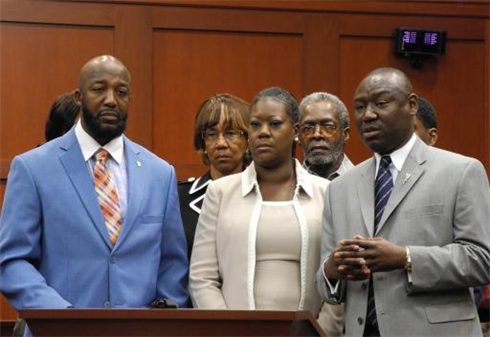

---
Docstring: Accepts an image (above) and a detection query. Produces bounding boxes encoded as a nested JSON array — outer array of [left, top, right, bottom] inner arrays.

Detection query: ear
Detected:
[[343, 126, 351, 142], [428, 128, 438, 146], [408, 93, 418, 117], [74, 89, 82, 105]]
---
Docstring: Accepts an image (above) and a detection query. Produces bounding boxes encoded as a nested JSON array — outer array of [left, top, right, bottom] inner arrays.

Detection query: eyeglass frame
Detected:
[[299, 123, 341, 138], [201, 129, 246, 143]]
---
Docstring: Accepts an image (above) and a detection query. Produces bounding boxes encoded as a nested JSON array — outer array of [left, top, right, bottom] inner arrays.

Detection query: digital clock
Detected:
[[395, 28, 447, 56]]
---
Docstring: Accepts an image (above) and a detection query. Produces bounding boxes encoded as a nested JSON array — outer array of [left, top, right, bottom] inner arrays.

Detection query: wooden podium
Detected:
[[0, 320, 16, 337], [19, 309, 326, 337]]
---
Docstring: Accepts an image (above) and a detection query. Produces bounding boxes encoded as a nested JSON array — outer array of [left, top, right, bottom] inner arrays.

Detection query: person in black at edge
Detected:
[[178, 94, 250, 258]]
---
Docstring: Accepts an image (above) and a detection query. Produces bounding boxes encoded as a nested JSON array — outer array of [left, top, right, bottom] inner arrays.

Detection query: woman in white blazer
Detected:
[[189, 87, 343, 336]]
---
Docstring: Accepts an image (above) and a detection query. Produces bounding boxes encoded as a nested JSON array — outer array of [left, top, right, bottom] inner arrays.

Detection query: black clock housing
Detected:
[[395, 28, 447, 56]]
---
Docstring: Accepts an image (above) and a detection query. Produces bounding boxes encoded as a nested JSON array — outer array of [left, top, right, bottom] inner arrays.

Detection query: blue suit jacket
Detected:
[[0, 129, 189, 309]]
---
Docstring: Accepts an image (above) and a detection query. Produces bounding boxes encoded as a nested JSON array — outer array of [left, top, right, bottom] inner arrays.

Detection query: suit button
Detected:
[[357, 317, 363, 325], [110, 257, 117, 264], [361, 282, 368, 290], [104, 301, 110, 308]]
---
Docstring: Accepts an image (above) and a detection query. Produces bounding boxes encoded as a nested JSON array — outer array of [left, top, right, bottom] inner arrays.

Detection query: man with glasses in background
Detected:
[[297, 92, 351, 336], [298, 92, 354, 181]]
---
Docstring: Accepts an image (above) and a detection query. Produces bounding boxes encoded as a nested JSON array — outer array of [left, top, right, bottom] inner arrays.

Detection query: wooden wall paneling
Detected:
[[151, 5, 304, 34], [336, 14, 488, 167], [72, 0, 490, 19], [153, 29, 304, 180], [0, 0, 114, 26], [301, 13, 339, 95], [339, 13, 485, 40], [151, 7, 305, 180], [115, 5, 153, 149], [0, 22, 115, 179], [0, 293, 16, 324]]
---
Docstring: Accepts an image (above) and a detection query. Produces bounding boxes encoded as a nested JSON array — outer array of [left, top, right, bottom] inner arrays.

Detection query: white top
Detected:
[[254, 201, 301, 310]]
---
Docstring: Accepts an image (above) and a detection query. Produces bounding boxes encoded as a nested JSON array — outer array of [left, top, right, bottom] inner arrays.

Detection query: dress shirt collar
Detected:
[[303, 154, 354, 181], [374, 133, 416, 174], [75, 122, 124, 163], [242, 159, 314, 198]]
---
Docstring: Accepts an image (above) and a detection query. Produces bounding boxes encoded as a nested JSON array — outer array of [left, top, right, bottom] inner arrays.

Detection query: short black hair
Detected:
[[45, 92, 80, 141], [416, 96, 438, 129]]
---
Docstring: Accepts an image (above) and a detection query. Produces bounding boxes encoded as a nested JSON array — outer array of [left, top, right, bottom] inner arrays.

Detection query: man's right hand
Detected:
[[324, 235, 372, 281]]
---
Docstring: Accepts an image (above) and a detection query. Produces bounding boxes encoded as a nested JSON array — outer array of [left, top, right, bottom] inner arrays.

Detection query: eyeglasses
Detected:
[[300, 123, 339, 137], [202, 129, 245, 143]]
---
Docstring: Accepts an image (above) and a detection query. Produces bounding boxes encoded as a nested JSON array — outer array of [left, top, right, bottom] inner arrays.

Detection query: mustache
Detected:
[[305, 141, 331, 153], [97, 109, 122, 116]]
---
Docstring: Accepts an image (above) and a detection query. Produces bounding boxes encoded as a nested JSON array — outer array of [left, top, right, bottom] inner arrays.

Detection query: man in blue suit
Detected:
[[0, 55, 189, 314]]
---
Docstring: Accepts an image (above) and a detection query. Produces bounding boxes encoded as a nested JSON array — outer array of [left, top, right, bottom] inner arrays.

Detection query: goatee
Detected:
[[81, 105, 127, 144]]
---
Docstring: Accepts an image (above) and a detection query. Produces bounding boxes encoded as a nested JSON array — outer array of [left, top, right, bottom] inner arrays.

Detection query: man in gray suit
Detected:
[[317, 67, 490, 337]]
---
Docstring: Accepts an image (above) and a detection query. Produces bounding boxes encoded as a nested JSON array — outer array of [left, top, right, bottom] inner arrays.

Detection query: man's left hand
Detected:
[[341, 237, 406, 273]]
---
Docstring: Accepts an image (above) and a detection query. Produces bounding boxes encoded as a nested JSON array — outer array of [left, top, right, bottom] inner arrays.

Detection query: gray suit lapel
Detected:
[[59, 131, 112, 249], [376, 139, 427, 234], [113, 138, 145, 250], [357, 159, 376, 237]]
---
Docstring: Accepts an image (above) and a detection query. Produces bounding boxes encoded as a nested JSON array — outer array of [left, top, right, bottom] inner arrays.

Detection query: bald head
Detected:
[[76, 55, 131, 146], [353, 67, 418, 154], [358, 67, 413, 98], [78, 55, 131, 89]]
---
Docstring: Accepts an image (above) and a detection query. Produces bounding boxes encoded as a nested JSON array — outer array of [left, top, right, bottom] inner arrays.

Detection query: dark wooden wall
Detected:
[[0, 0, 489, 321]]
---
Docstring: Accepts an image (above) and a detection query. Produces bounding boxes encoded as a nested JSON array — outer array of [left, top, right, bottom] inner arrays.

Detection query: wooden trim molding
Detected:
[[151, 5, 304, 33], [68, 0, 490, 18], [0, 0, 115, 26]]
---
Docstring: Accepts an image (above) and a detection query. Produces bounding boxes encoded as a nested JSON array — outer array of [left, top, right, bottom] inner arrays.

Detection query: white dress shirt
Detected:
[[75, 122, 128, 222]]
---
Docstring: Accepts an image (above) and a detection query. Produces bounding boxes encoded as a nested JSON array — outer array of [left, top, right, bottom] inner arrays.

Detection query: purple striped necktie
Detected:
[[366, 155, 394, 329]]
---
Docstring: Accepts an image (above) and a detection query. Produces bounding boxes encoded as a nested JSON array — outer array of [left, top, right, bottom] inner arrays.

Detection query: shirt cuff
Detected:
[[322, 257, 341, 294]]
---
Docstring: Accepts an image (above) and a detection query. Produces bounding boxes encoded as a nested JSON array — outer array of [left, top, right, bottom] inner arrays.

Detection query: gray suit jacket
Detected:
[[317, 138, 490, 337]]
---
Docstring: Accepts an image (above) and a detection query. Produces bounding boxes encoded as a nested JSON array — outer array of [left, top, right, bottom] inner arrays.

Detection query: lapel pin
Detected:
[[136, 161, 142, 167], [402, 173, 411, 185]]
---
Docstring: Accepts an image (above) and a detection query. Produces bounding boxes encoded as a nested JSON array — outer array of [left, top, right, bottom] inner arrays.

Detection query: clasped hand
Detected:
[[325, 235, 406, 281]]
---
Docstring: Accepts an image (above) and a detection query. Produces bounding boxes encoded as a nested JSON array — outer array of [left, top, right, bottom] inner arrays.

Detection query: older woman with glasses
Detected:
[[178, 94, 250, 259], [189, 87, 342, 336]]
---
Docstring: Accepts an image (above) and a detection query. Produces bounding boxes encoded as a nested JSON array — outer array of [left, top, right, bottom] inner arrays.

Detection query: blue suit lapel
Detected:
[[376, 139, 427, 234], [113, 138, 146, 250], [58, 130, 112, 249], [357, 158, 376, 237]]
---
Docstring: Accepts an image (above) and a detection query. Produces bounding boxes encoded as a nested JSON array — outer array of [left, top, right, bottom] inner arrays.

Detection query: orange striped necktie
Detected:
[[93, 149, 122, 245]]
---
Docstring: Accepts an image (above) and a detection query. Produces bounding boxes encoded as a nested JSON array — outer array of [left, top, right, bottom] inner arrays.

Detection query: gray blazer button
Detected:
[[361, 282, 368, 290], [357, 317, 364, 325]]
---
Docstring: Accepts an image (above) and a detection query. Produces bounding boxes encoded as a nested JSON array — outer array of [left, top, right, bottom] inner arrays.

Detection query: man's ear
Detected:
[[74, 89, 82, 105], [408, 93, 419, 117], [343, 126, 350, 142], [428, 128, 438, 147]]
